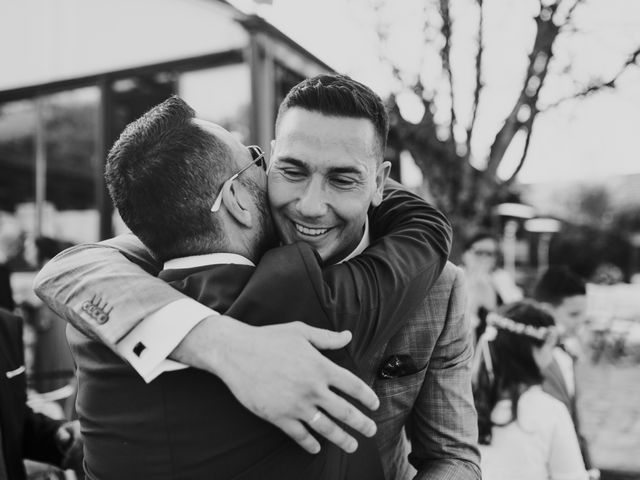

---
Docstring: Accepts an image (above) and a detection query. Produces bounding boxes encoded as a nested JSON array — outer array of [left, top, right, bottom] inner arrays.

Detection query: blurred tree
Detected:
[[548, 224, 630, 280], [613, 207, 640, 233], [361, 0, 640, 243], [571, 185, 613, 227]]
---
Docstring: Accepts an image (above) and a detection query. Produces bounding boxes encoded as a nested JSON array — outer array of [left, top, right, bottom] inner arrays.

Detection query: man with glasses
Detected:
[[36, 75, 480, 479], [210, 145, 265, 212]]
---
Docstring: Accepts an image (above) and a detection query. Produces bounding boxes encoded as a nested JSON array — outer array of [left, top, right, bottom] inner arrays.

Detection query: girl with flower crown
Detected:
[[472, 300, 590, 480]]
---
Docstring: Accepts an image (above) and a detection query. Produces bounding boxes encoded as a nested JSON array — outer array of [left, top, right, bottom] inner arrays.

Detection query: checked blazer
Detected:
[[368, 263, 480, 480]]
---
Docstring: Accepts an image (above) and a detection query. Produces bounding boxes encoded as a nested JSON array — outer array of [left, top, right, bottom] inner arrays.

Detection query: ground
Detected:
[[577, 360, 640, 478]]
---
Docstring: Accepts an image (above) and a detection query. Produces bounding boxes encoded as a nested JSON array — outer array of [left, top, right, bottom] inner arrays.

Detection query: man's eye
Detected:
[[281, 168, 305, 180], [331, 177, 357, 188]]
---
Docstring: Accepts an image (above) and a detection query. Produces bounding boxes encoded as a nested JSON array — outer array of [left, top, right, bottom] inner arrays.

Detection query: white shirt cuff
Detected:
[[115, 298, 217, 383]]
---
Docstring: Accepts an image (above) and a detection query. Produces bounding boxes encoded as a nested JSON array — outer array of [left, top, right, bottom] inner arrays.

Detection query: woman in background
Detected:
[[473, 300, 589, 480], [461, 232, 522, 343]]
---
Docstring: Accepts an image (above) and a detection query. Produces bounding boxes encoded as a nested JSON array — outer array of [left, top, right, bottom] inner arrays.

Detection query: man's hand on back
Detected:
[[171, 315, 379, 454]]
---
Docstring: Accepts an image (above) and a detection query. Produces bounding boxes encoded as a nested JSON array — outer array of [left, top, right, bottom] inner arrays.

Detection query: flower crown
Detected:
[[486, 312, 553, 341]]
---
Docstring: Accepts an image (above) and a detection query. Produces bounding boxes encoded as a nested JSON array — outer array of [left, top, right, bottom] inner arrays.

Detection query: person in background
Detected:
[[0, 223, 22, 311], [533, 266, 597, 476], [0, 307, 82, 480], [473, 300, 590, 480], [461, 231, 522, 343]]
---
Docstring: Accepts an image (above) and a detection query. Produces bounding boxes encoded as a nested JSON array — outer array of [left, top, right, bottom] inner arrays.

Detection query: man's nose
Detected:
[[296, 179, 328, 218]]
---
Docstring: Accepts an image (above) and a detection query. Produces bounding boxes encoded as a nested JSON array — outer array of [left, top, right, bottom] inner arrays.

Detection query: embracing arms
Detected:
[[33, 181, 450, 453], [33, 238, 374, 454]]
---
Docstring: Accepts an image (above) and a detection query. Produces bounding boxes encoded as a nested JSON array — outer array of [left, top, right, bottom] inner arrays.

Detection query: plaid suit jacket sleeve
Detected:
[[409, 267, 481, 480]]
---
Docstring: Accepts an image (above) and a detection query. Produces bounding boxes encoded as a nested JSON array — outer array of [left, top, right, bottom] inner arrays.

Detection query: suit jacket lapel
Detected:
[[543, 357, 572, 407]]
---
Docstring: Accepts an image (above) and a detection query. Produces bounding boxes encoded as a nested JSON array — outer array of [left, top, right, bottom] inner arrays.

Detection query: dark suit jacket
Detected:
[[0, 308, 63, 480], [0, 265, 14, 311], [70, 243, 420, 479]]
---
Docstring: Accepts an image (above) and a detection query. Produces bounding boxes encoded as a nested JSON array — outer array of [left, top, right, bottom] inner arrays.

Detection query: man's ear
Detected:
[[267, 139, 276, 173], [371, 161, 391, 207], [220, 181, 253, 228]]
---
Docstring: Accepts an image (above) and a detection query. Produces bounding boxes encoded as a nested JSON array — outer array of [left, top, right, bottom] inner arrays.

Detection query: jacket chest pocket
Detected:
[[375, 362, 429, 400], [372, 363, 429, 440]]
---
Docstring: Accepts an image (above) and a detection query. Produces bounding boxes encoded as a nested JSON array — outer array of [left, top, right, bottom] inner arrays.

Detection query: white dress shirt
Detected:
[[553, 347, 575, 398]]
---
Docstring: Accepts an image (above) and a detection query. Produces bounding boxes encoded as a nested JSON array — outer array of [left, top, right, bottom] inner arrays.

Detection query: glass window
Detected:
[[179, 64, 251, 143], [41, 87, 100, 245], [0, 99, 37, 223], [0, 88, 100, 275], [0, 91, 98, 395], [274, 62, 304, 122]]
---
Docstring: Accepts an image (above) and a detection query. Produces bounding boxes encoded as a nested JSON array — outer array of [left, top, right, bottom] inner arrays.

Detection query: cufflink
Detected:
[[133, 342, 146, 357]]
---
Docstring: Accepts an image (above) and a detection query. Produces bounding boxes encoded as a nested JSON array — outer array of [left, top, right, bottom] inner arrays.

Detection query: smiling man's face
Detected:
[[268, 108, 389, 264]]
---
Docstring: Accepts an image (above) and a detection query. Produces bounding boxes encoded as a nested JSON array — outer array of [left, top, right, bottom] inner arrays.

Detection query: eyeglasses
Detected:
[[210, 145, 266, 212]]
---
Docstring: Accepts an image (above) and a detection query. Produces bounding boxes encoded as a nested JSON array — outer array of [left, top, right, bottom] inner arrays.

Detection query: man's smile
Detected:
[[292, 221, 333, 238]]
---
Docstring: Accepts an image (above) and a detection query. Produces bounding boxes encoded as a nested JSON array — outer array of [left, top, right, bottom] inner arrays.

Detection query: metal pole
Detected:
[[97, 78, 114, 240], [503, 219, 518, 278], [34, 97, 46, 238], [538, 232, 552, 273]]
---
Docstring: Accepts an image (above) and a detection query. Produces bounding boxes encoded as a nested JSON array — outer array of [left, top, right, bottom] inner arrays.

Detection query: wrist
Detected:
[[171, 314, 244, 378]]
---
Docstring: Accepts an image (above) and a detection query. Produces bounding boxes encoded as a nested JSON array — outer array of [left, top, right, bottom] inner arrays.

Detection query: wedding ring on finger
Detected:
[[308, 411, 322, 425]]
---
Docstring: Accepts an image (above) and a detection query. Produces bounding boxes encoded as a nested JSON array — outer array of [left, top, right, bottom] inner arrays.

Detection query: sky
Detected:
[[233, 0, 640, 185]]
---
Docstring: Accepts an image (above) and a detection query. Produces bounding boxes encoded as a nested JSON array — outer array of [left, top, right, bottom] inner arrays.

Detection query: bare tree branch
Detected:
[[486, 2, 561, 179], [466, 0, 484, 157], [543, 45, 640, 110], [372, 0, 639, 237], [439, 0, 457, 151], [504, 122, 535, 186]]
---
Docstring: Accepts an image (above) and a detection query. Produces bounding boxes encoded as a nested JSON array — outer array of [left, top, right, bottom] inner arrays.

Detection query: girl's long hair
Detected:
[[473, 300, 555, 444]]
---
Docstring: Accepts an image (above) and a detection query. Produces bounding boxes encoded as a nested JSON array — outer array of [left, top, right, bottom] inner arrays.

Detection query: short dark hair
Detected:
[[533, 265, 586, 306], [105, 96, 232, 261], [474, 300, 555, 445], [276, 74, 389, 156]]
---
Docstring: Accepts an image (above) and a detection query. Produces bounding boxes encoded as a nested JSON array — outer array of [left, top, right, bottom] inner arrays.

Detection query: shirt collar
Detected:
[[338, 218, 371, 264], [164, 253, 255, 271]]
